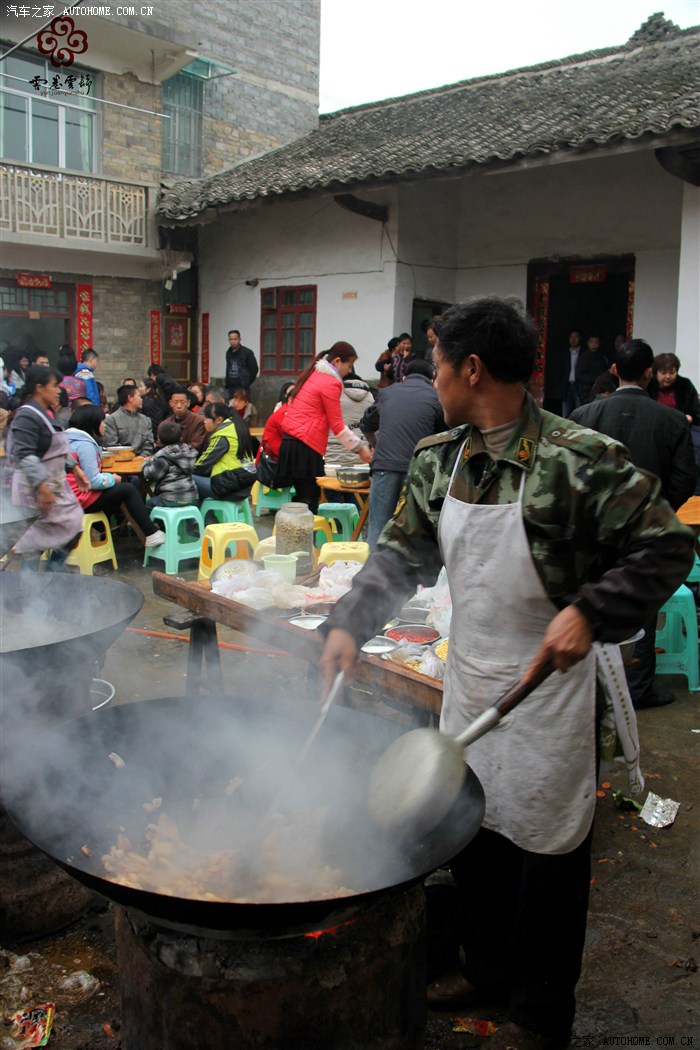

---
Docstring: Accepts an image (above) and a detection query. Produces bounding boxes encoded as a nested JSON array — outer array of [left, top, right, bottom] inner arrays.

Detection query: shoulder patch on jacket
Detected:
[[414, 427, 465, 454], [547, 422, 614, 459]]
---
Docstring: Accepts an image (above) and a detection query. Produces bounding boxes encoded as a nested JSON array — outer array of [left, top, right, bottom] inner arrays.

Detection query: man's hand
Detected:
[[320, 628, 359, 697], [35, 481, 55, 514], [111, 473, 122, 484], [73, 465, 90, 493], [358, 445, 372, 464], [523, 605, 594, 682]]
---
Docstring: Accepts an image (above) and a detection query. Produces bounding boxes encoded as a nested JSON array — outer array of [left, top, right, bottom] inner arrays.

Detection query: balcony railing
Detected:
[[0, 161, 158, 250]]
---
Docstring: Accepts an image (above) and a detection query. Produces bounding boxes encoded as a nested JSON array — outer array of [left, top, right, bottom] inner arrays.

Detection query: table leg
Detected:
[[188, 617, 224, 695]]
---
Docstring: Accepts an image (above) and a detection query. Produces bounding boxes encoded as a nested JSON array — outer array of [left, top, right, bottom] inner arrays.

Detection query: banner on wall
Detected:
[[149, 310, 161, 365], [201, 312, 210, 383], [76, 284, 93, 355], [530, 278, 549, 407], [17, 273, 51, 289]]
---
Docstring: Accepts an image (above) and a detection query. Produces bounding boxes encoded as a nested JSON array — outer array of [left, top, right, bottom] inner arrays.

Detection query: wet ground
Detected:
[[1, 534, 698, 1048]]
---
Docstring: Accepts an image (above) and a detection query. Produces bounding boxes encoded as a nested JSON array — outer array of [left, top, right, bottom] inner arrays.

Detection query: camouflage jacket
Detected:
[[325, 394, 694, 647]]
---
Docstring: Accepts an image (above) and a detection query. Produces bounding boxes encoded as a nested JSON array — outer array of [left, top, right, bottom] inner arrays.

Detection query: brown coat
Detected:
[[164, 410, 207, 454]]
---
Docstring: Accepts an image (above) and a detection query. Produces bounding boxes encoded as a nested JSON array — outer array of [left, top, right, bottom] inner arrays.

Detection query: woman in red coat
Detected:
[[276, 342, 372, 510]]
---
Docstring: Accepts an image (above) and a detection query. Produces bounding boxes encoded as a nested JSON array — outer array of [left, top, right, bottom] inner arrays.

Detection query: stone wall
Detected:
[[101, 73, 162, 185], [110, 0, 320, 179]]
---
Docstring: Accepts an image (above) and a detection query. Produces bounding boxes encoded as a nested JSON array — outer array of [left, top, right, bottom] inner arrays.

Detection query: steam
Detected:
[[0, 601, 415, 915]]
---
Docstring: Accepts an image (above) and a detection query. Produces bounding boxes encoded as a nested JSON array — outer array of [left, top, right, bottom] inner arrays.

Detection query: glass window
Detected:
[[162, 72, 203, 177], [259, 286, 318, 375], [0, 45, 97, 171]]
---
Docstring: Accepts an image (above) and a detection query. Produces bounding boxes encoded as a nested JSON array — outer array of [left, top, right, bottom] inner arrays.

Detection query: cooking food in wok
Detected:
[[3, 692, 484, 935]]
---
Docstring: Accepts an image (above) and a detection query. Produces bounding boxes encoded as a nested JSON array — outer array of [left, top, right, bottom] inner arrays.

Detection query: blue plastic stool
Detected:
[[143, 505, 205, 575], [655, 584, 700, 691], [200, 497, 253, 528], [317, 502, 359, 542], [252, 482, 294, 517]]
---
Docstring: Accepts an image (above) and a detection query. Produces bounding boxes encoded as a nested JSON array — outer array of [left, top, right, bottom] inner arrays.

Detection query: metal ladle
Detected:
[[367, 661, 555, 838]]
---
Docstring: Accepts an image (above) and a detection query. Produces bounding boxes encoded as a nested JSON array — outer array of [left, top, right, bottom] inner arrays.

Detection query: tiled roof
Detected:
[[158, 15, 700, 223]]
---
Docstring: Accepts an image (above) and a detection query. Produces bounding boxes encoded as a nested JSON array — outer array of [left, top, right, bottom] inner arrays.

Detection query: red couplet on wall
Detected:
[[149, 310, 161, 364]]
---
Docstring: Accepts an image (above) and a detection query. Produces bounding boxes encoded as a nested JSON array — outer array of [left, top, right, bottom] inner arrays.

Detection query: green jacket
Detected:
[[324, 394, 694, 647], [194, 419, 255, 500]]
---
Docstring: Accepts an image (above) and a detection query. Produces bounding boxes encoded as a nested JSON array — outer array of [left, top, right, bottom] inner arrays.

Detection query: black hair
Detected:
[[157, 420, 182, 445], [277, 380, 295, 404], [117, 384, 139, 406], [615, 340, 654, 381], [69, 403, 106, 439], [228, 329, 240, 337], [397, 332, 412, 342], [30, 350, 50, 364], [405, 359, 435, 379], [203, 401, 254, 460], [387, 337, 399, 351], [148, 363, 166, 378], [437, 296, 537, 384], [22, 365, 62, 400], [56, 351, 77, 378], [81, 348, 98, 363]]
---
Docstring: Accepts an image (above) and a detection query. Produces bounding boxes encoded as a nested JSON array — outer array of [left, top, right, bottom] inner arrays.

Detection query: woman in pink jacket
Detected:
[[276, 342, 372, 510]]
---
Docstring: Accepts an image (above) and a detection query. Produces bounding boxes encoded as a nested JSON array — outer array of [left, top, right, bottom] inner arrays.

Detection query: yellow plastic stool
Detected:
[[253, 536, 277, 561], [66, 511, 118, 575], [318, 541, 369, 567], [198, 522, 260, 581], [313, 515, 333, 547]]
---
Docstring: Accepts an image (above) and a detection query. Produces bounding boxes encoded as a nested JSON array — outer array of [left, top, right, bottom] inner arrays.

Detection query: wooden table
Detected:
[[100, 456, 152, 541], [316, 476, 371, 541], [677, 495, 700, 553], [152, 571, 442, 719]]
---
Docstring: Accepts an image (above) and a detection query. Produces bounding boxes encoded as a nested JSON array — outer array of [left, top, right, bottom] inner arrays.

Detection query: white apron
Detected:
[[438, 449, 597, 854], [11, 405, 84, 554]]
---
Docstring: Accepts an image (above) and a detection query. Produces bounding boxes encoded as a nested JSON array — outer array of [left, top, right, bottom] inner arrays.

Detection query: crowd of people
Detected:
[[3, 299, 698, 1049]]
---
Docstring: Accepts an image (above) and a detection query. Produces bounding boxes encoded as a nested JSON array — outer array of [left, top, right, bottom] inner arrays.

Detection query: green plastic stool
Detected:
[[253, 483, 294, 517], [200, 497, 253, 528], [655, 584, 699, 691], [317, 502, 359, 542], [143, 505, 205, 575], [686, 554, 700, 585]]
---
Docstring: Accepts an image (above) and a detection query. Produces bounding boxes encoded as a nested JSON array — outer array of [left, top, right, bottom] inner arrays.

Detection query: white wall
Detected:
[[197, 148, 690, 387], [633, 249, 680, 358], [198, 191, 398, 379], [675, 184, 700, 388]]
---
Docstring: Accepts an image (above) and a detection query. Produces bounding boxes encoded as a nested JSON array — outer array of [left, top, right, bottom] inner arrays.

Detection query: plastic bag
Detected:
[[413, 566, 452, 637]]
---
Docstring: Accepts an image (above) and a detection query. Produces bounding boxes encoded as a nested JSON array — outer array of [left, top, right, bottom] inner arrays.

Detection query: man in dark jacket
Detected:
[[575, 335, 609, 405], [360, 359, 444, 548], [571, 338, 696, 708], [225, 330, 258, 398]]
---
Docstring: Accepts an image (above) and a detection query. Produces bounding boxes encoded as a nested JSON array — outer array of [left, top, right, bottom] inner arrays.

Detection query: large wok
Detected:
[[0, 500, 38, 559], [1, 573, 144, 721], [2, 692, 485, 938]]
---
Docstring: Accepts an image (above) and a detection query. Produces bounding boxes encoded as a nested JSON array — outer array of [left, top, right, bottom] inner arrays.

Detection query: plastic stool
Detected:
[[318, 541, 370, 567], [66, 511, 118, 575], [200, 497, 253, 527], [143, 505, 205, 575], [655, 584, 700, 691], [317, 503, 359, 542], [252, 482, 294, 516], [313, 515, 333, 547], [198, 522, 260, 581], [686, 554, 700, 585], [253, 536, 277, 561]]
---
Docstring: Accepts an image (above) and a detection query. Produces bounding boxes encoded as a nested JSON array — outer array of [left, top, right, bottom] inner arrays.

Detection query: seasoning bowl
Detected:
[[288, 613, 328, 630], [384, 624, 441, 645]]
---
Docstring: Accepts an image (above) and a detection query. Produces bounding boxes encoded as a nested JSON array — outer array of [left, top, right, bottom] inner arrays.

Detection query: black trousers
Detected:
[[90, 483, 156, 536], [451, 824, 593, 1039], [624, 613, 657, 704]]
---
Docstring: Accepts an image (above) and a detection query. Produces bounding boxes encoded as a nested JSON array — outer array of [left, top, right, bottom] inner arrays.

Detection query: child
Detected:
[[142, 420, 198, 508]]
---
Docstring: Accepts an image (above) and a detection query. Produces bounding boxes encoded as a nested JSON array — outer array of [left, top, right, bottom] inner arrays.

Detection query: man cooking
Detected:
[[319, 297, 693, 1050]]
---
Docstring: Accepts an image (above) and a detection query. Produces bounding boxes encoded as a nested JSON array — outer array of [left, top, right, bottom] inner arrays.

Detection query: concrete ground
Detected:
[[1, 532, 698, 1047]]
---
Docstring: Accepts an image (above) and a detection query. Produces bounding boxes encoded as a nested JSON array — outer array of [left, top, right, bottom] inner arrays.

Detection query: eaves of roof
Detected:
[[157, 19, 700, 225]]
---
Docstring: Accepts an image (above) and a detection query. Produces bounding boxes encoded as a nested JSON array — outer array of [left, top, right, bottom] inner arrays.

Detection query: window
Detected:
[[0, 47, 97, 172], [161, 72, 203, 177], [260, 286, 317, 374]]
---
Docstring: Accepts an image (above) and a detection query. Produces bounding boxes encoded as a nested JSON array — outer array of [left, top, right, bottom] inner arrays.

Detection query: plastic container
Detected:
[[275, 503, 314, 575]]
